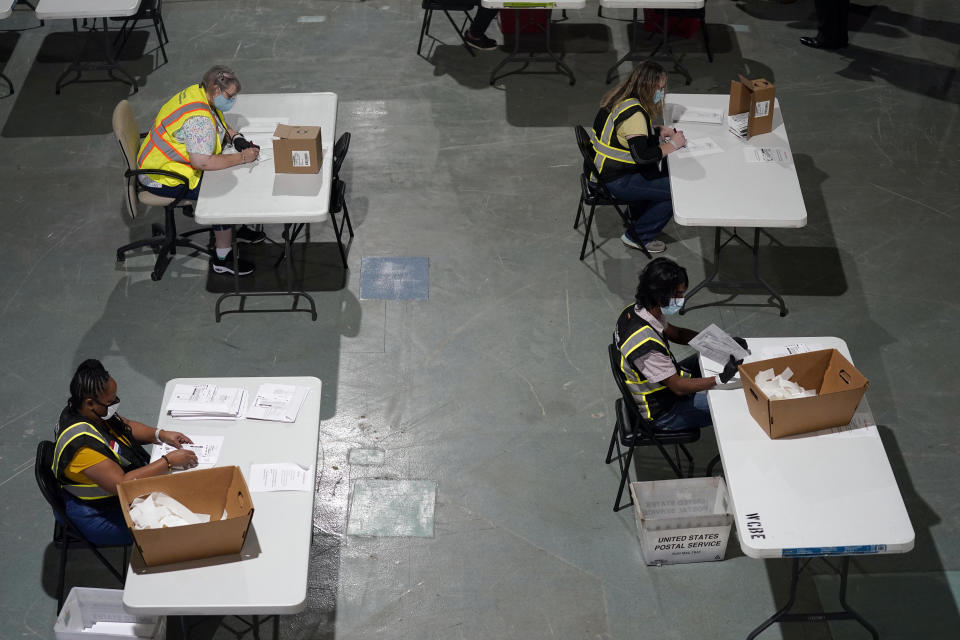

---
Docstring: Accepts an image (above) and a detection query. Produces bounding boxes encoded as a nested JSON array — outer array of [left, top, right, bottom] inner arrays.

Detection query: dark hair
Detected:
[[635, 258, 688, 309], [68, 359, 110, 409]]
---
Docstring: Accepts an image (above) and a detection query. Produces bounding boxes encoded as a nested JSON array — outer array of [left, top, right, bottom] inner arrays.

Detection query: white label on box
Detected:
[[291, 150, 311, 167], [754, 100, 770, 118]]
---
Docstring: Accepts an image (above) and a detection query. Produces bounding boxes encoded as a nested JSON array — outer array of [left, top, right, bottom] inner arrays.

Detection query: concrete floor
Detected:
[[1, 0, 958, 638]]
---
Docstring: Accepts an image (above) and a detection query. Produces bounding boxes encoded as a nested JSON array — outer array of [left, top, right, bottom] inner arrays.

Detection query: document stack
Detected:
[[728, 112, 749, 139], [166, 383, 246, 419]]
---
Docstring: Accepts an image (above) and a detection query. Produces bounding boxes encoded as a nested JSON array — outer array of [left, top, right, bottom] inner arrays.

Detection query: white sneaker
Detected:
[[621, 233, 666, 254]]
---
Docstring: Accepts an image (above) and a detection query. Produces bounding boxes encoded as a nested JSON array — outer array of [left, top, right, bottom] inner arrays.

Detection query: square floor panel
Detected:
[[346, 479, 437, 538], [359, 257, 429, 301], [348, 448, 385, 466]]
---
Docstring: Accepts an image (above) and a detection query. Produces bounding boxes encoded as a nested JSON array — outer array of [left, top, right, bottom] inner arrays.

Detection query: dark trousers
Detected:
[[814, 0, 849, 46], [143, 181, 228, 231], [469, 3, 498, 36]]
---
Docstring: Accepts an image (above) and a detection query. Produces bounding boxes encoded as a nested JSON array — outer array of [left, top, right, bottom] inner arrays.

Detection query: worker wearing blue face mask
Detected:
[[590, 61, 686, 254], [137, 65, 265, 276], [614, 258, 743, 431]]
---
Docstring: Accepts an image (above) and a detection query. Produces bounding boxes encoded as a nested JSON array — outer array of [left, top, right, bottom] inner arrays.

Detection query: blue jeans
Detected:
[[63, 494, 133, 546], [604, 172, 674, 242], [652, 391, 712, 431], [143, 181, 228, 231]]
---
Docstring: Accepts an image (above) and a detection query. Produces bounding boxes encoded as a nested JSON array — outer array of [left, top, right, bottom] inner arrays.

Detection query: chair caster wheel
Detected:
[[116, 252, 125, 262], [150, 272, 160, 281]]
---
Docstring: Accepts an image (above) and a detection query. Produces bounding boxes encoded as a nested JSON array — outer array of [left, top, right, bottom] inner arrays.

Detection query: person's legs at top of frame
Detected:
[[464, 3, 499, 50]]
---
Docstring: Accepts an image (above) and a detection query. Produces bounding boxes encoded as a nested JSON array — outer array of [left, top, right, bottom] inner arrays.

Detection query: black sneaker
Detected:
[[235, 225, 266, 244], [210, 251, 255, 276], [463, 31, 497, 51]]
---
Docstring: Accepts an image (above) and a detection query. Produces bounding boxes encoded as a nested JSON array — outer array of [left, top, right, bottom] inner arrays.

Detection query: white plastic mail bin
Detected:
[[54, 588, 165, 640], [630, 476, 733, 566]]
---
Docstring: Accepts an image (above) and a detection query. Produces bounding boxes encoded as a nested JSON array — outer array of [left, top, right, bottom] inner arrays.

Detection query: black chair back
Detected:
[[332, 131, 351, 179], [36, 441, 69, 521], [608, 343, 647, 435]]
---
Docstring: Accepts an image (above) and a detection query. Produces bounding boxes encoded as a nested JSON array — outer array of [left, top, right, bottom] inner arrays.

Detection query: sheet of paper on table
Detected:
[[690, 324, 751, 364], [751, 343, 826, 362], [165, 384, 247, 419], [247, 463, 314, 492], [150, 435, 225, 466], [672, 137, 725, 158], [247, 383, 310, 423], [744, 147, 792, 163], [671, 106, 724, 124]]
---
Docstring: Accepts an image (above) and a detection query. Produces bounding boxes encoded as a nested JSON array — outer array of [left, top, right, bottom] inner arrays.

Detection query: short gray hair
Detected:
[[201, 65, 241, 93]]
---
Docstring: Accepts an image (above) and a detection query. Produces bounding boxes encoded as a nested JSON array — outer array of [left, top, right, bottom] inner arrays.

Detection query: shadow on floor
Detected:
[[1, 29, 155, 137]]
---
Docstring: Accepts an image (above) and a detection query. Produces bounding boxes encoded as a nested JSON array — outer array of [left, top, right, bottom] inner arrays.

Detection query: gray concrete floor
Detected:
[[1, 0, 958, 638]]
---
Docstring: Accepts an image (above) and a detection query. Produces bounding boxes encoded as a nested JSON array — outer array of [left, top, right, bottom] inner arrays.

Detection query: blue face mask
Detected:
[[653, 88, 665, 104], [213, 93, 236, 112], [662, 297, 684, 315]]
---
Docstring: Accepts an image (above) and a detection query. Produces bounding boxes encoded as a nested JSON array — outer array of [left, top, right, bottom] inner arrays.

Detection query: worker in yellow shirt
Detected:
[[51, 360, 197, 545]]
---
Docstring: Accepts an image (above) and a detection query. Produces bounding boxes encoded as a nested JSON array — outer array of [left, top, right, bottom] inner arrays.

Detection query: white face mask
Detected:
[[662, 297, 685, 315], [104, 402, 120, 420]]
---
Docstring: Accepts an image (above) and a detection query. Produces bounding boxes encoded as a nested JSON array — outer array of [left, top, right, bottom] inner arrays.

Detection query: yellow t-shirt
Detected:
[[615, 112, 650, 148], [62, 431, 133, 484]]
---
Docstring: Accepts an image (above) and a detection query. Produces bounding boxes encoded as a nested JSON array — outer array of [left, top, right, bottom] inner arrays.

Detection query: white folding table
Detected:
[[702, 337, 914, 638], [599, 0, 711, 85], [666, 93, 807, 316], [34, 0, 141, 94], [122, 376, 322, 636], [481, 0, 585, 86], [194, 92, 338, 321]]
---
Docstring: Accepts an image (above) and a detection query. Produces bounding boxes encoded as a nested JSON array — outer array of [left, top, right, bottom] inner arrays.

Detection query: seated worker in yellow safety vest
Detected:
[[614, 258, 744, 431], [591, 61, 687, 255], [52, 359, 197, 545], [137, 65, 264, 276]]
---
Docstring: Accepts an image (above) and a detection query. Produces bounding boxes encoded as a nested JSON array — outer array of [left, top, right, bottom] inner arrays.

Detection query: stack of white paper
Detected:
[[128, 492, 211, 529], [690, 324, 750, 365], [672, 106, 724, 125], [151, 435, 225, 468], [754, 368, 816, 400], [247, 463, 313, 492], [247, 383, 310, 422], [165, 384, 247, 419], [728, 112, 749, 139]]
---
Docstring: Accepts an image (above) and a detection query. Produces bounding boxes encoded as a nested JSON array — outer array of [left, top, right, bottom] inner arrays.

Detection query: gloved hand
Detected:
[[719, 354, 742, 383], [732, 336, 749, 351]]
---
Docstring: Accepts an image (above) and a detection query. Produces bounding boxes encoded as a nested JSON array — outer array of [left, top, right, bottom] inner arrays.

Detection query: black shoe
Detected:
[[210, 251, 255, 276], [463, 31, 497, 51], [800, 36, 846, 50], [235, 225, 266, 244]]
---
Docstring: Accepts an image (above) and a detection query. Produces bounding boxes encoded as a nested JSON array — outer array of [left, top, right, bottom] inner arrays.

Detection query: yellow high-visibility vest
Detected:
[[137, 83, 224, 190]]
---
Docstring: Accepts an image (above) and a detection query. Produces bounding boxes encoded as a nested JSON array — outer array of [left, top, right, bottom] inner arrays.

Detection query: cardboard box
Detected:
[[739, 349, 870, 439], [631, 477, 732, 566], [117, 466, 254, 567], [272, 124, 322, 174], [54, 587, 165, 640], [729, 75, 776, 137]]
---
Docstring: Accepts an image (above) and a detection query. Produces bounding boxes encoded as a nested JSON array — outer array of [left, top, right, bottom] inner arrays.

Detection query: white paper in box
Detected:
[[630, 477, 733, 566], [54, 588, 165, 640]]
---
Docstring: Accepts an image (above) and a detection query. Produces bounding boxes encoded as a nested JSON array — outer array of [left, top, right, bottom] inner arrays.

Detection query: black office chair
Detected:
[[605, 343, 701, 512], [417, 0, 477, 58], [573, 125, 650, 260], [112, 0, 169, 65], [112, 100, 213, 281], [35, 441, 128, 612]]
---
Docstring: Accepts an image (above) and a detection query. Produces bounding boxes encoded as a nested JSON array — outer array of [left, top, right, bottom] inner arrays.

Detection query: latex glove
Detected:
[[719, 355, 743, 383], [732, 336, 749, 351]]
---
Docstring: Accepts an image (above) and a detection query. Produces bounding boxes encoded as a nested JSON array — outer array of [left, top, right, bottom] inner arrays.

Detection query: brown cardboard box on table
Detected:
[[729, 75, 776, 137], [738, 349, 869, 439], [272, 124, 322, 174], [117, 466, 254, 567]]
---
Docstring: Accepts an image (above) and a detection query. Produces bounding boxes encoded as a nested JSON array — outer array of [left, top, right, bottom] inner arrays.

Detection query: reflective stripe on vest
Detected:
[[136, 84, 223, 190], [590, 99, 646, 173], [52, 422, 124, 500], [619, 325, 670, 419]]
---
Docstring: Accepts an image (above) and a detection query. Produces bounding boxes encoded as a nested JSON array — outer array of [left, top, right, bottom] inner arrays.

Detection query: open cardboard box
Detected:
[[117, 466, 254, 567], [738, 349, 869, 439], [729, 75, 776, 138]]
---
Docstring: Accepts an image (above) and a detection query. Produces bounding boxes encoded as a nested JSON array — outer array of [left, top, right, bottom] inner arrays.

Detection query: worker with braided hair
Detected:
[[51, 359, 198, 545]]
